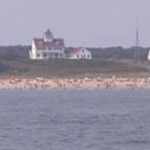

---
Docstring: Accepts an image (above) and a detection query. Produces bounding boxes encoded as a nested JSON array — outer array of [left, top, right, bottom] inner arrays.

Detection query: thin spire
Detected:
[[135, 15, 140, 47], [134, 14, 141, 61]]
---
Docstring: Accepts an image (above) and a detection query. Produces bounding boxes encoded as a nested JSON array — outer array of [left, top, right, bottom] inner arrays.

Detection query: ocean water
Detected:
[[0, 89, 150, 150]]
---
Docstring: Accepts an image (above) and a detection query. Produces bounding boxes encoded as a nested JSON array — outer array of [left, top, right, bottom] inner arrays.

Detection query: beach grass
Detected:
[[0, 57, 149, 78]]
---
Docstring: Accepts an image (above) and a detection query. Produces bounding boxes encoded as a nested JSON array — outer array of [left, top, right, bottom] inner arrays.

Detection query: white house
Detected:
[[29, 29, 65, 60], [67, 47, 92, 59]]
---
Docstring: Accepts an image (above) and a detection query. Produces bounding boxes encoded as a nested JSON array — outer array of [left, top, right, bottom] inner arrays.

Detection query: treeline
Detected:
[[0, 45, 30, 59], [88, 46, 150, 60], [0, 45, 149, 60]]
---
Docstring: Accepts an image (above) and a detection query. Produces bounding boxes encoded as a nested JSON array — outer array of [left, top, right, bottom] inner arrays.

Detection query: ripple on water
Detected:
[[0, 89, 149, 150]]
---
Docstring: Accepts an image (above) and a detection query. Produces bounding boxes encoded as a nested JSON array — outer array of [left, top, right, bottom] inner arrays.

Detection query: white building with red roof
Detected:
[[67, 47, 92, 59], [29, 29, 65, 59]]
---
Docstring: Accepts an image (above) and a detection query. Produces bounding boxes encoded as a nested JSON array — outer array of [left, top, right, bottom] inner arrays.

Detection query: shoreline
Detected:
[[0, 77, 150, 89]]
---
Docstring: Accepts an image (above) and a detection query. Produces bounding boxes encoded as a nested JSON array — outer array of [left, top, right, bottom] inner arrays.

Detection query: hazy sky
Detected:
[[0, 0, 150, 47]]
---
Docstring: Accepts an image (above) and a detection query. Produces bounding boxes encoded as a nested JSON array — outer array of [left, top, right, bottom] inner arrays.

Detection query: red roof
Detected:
[[69, 47, 86, 55], [33, 38, 65, 50]]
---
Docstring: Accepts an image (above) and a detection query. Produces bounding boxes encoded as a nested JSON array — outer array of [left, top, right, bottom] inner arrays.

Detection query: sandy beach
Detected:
[[0, 76, 149, 89]]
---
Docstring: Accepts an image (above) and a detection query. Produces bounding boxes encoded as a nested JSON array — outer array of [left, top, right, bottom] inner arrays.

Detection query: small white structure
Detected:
[[67, 47, 92, 59], [29, 29, 65, 60], [148, 50, 150, 60]]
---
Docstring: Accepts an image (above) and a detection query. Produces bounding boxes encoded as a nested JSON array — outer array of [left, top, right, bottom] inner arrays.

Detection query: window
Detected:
[[60, 54, 63, 58], [43, 53, 47, 57], [55, 53, 59, 58]]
